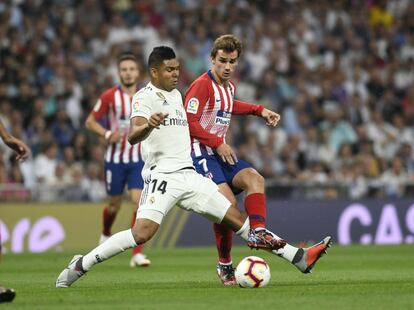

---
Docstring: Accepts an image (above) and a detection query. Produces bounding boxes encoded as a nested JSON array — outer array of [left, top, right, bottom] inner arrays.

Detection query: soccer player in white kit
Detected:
[[56, 46, 330, 288], [55, 46, 287, 288]]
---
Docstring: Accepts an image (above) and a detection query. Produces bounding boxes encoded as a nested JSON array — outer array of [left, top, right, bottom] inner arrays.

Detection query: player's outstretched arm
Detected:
[[260, 108, 281, 127], [0, 120, 31, 162], [128, 112, 168, 145]]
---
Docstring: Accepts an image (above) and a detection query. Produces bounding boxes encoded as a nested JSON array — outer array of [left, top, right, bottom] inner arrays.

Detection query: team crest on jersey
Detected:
[[149, 196, 155, 204], [186, 97, 199, 114]]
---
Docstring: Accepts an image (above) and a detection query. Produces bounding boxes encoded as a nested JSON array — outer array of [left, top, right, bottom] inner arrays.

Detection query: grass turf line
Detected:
[[1, 245, 413, 309]]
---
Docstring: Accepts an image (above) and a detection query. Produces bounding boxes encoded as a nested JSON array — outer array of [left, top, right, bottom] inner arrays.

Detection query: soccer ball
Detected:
[[235, 256, 271, 288]]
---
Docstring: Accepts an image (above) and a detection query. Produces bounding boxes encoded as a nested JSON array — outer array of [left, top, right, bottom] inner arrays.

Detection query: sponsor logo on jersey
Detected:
[[215, 110, 231, 125], [186, 97, 199, 114], [162, 117, 188, 127]]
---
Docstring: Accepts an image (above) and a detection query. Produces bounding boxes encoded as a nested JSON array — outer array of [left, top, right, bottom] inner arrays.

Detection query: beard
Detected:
[[120, 78, 137, 88]]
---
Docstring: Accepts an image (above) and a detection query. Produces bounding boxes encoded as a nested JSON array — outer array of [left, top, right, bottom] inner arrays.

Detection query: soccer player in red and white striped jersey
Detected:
[[184, 35, 282, 285], [85, 54, 150, 267]]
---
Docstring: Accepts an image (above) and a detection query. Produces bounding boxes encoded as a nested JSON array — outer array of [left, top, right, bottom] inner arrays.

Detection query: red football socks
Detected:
[[213, 223, 233, 264], [131, 210, 142, 254], [102, 206, 117, 236], [245, 193, 266, 229]]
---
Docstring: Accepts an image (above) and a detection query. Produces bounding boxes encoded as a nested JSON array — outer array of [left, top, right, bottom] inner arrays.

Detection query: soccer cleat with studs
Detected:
[[293, 236, 332, 273], [129, 253, 151, 268], [56, 255, 86, 288], [216, 263, 237, 286], [0, 286, 16, 303], [247, 228, 287, 251]]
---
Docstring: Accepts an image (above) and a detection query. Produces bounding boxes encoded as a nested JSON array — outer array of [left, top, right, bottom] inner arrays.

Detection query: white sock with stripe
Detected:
[[82, 229, 137, 271]]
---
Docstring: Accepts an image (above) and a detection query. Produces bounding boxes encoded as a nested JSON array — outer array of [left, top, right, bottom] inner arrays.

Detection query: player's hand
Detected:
[[109, 131, 122, 143], [216, 143, 238, 165], [261, 108, 281, 127], [4, 136, 31, 162], [148, 112, 169, 129]]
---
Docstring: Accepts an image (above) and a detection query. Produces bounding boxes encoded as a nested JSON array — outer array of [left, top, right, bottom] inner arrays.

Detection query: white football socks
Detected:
[[269, 232, 299, 263], [235, 218, 250, 240], [82, 229, 137, 271]]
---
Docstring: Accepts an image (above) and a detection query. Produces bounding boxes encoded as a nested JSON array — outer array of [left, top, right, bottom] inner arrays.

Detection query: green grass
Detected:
[[1, 245, 414, 309]]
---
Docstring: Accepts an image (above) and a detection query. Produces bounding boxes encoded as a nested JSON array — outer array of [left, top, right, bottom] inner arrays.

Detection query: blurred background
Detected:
[[1, 0, 414, 251], [2, 0, 414, 201]]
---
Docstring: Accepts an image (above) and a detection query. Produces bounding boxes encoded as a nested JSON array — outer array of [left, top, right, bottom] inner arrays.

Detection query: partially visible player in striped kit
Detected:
[[85, 53, 150, 267]]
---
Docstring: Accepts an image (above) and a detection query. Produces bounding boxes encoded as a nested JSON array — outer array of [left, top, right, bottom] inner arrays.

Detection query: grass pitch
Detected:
[[1, 245, 413, 309]]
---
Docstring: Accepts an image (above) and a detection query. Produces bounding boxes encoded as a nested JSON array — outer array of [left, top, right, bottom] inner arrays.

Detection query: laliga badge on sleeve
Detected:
[[133, 101, 140, 113], [186, 97, 199, 114]]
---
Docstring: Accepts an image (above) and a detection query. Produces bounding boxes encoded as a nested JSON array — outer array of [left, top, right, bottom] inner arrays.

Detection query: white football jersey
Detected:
[[130, 82, 194, 179]]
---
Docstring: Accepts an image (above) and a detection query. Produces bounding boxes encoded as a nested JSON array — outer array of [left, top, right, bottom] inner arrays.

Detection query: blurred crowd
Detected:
[[1, 0, 414, 201]]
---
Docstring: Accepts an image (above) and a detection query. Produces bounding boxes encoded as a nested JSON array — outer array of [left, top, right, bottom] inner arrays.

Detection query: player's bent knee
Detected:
[[245, 171, 264, 191], [131, 219, 159, 244]]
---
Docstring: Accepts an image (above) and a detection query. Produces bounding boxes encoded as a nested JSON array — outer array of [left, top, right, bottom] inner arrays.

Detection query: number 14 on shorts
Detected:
[[150, 179, 167, 194]]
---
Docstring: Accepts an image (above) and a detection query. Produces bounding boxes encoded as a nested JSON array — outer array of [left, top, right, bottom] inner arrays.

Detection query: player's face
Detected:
[[118, 60, 139, 87], [156, 59, 180, 92], [211, 50, 239, 82]]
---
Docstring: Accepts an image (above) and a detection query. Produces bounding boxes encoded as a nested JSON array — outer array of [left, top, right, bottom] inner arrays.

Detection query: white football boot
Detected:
[[56, 255, 86, 288], [129, 253, 151, 267]]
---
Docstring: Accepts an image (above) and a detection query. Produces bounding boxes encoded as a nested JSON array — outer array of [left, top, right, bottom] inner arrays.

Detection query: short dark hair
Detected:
[[117, 53, 138, 66], [148, 46, 176, 68], [211, 34, 243, 58]]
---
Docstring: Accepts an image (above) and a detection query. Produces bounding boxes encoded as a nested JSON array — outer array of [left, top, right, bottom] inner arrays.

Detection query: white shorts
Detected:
[[136, 169, 231, 224]]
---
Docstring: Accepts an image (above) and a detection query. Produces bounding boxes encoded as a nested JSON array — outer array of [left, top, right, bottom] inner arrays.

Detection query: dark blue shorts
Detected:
[[193, 154, 251, 194], [104, 161, 144, 196]]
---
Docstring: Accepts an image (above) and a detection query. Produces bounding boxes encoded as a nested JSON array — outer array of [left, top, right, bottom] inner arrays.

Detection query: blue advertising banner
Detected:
[[174, 199, 414, 246]]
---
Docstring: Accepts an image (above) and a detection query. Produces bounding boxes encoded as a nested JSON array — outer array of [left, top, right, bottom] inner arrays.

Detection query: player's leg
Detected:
[[128, 189, 151, 267], [56, 219, 160, 288], [180, 171, 286, 249], [101, 162, 126, 242], [56, 173, 178, 288], [214, 183, 237, 285], [100, 195, 123, 242], [127, 161, 151, 267], [232, 167, 331, 273], [232, 167, 266, 229], [193, 156, 237, 284]]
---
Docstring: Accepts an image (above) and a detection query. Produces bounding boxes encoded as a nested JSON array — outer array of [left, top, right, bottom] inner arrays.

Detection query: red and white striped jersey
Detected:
[[92, 85, 142, 164], [184, 71, 264, 157]]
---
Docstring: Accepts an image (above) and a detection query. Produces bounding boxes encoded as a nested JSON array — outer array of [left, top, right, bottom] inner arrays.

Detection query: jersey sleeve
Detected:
[[184, 79, 223, 149], [130, 90, 152, 120], [232, 99, 264, 116], [91, 91, 111, 119]]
